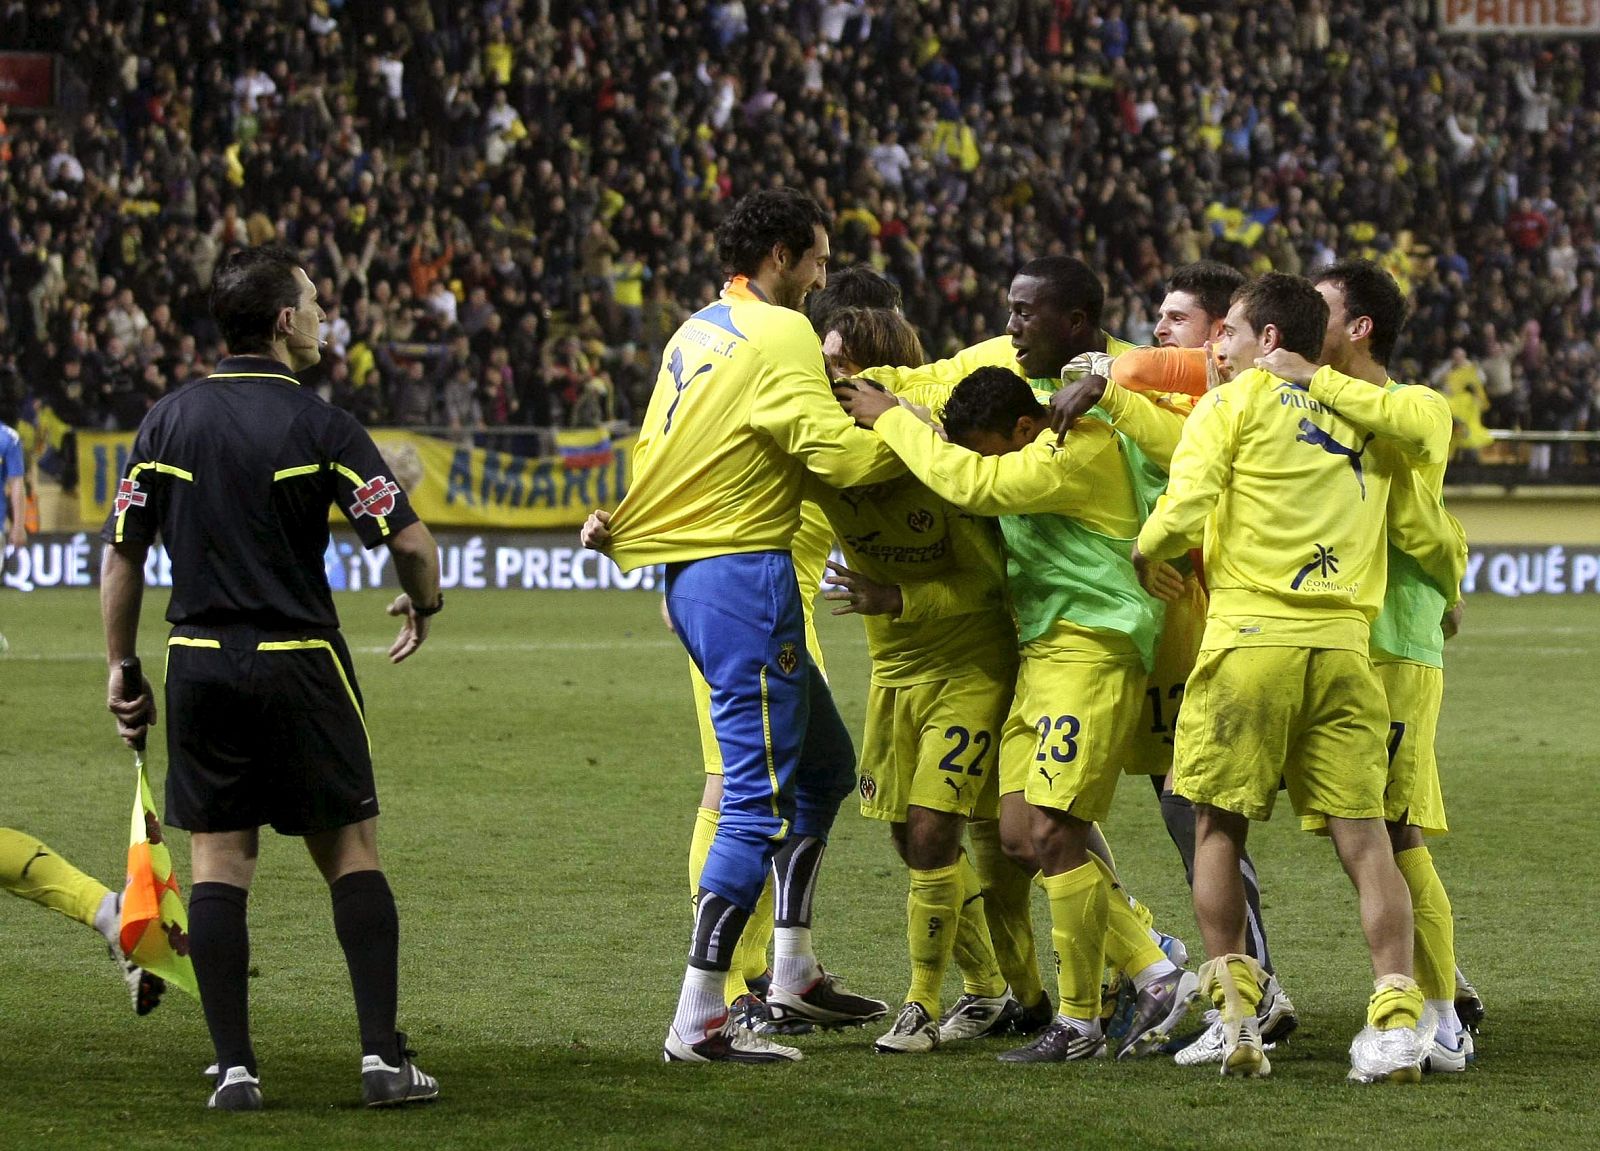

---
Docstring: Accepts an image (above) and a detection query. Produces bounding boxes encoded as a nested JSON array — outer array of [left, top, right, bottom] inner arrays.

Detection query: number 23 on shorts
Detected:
[[1034, 714, 1081, 763]]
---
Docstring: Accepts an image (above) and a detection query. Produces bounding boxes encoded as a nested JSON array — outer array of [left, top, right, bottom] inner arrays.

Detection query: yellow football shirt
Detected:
[[608, 279, 903, 572], [1305, 366, 1463, 664], [860, 333, 1139, 412], [804, 474, 1015, 686], [872, 406, 1139, 538], [1136, 368, 1466, 653], [1305, 366, 1451, 496]]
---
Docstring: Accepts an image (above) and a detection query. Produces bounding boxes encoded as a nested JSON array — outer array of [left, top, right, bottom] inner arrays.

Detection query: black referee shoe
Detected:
[[207, 1066, 263, 1111], [361, 1032, 440, 1108]]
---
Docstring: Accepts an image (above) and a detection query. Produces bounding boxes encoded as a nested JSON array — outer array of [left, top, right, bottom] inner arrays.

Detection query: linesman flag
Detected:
[[117, 657, 198, 998]]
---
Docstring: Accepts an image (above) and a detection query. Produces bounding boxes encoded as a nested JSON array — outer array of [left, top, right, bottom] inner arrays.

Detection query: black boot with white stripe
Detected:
[[207, 1066, 263, 1111], [361, 1032, 440, 1107]]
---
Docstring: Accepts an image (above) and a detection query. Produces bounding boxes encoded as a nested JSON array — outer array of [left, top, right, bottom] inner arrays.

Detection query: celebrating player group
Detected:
[[581, 185, 1480, 1084]]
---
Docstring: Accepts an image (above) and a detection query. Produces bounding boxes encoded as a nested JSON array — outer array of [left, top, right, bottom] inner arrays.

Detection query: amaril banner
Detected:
[[76, 429, 636, 531]]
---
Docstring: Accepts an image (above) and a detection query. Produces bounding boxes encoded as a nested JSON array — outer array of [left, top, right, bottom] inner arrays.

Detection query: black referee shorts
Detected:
[[163, 625, 379, 836]]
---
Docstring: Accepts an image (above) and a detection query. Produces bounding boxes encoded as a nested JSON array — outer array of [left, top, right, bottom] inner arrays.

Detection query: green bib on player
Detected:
[[1001, 400, 1167, 670], [1371, 381, 1449, 669], [1371, 544, 1446, 667]]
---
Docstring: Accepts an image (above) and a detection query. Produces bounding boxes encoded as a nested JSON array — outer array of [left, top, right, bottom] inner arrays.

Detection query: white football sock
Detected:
[[773, 926, 819, 989], [1131, 957, 1178, 993], [671, 965, 728, 1043], [1057, 1014, 1102, 1038], [1427, 998, 1462, 1045], [93, 891, 121, 947]]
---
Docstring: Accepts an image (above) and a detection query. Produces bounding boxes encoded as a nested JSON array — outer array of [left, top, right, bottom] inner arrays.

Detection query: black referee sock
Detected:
[[189, 882, 256, 1077], [330, 869, 402, 1066]]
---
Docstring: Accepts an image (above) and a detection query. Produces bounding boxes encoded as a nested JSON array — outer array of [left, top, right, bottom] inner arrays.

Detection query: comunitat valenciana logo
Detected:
[[1289, 544, 1357, 595]]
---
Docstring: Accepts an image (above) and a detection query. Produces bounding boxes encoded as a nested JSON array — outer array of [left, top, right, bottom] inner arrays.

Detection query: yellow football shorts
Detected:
[[1132, 574, 1207, 775], [996, 644, 1145, 822], [857, 670, 1013, 823], [1377, 659, 1447, 832], [1303, 659, 1447, 835], [691, 613, 826, 776], [1172, 645, 1388, 825]]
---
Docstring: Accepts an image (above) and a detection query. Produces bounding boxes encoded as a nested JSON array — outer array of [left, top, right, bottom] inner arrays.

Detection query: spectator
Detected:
[[441, 366, 484, 441], [0, 0, 1592, 461], [1434, 347, 1493, 464]]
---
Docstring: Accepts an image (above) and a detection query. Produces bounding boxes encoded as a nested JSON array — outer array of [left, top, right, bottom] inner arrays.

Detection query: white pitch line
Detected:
[[349, 639, 685, 655], [1, 639, 688, 662], [1461, 626, 1588, 637], [1451, 645, 1589, 656]]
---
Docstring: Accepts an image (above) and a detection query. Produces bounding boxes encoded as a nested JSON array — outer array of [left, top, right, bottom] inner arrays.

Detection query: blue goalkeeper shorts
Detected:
[[666, 550, 853, 910]]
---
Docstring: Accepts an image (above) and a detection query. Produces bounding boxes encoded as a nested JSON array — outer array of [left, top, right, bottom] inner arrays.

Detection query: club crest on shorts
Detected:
[[114, 476, 147, 515], [858, 774, 877, 801], [775, 641, 799, 675], [349, 475, 401, 519]]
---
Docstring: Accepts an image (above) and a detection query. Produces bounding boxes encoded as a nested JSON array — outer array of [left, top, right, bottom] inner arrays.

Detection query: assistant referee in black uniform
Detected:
[[102, 245, 444, 1112]]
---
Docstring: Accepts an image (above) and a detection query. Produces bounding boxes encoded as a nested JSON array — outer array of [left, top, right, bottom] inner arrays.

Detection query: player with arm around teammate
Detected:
[[1049, 262, 1303, 1060], [1133, 273, 1466, 1083], [1258, 258, 1477, 1071]]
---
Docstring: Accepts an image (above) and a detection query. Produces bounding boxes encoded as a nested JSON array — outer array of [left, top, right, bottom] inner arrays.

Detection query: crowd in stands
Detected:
[[1, 0, 1597, 481]]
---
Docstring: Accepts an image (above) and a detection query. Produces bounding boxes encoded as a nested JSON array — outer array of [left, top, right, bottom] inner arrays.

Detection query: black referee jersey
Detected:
[[101, 355, 419, 629]]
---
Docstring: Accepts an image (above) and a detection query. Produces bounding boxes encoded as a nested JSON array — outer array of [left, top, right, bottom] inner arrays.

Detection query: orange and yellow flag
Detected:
[[119, 758, 197, 997]]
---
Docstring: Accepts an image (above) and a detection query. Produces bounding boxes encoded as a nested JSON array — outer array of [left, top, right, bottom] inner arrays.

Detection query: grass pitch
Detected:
[[0, 589, 1596, 1150]]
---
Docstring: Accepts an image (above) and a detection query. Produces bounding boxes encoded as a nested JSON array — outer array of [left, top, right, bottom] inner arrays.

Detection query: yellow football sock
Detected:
[[1041, 861, 1108, 1022], [1369, 973, 1425, 1030], [0, 828, 111, 928], [1198, 954, 1265, 1021], [1395, 846, 1455, 1003], [1090, 855, 1168, 977], [688, 806, 718, 898], [905, 861, 961, 1015], [967, 820, 1044, 1008], [728, 879, 774, 1002], [952, 851, 1007, 998]]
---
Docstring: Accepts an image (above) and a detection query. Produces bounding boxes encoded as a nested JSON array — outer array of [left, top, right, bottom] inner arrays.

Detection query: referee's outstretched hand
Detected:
[[386, 594, 431, 663]]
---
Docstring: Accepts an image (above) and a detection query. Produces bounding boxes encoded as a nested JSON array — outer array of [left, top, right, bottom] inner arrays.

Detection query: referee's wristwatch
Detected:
[[414, 594, 445, 617]]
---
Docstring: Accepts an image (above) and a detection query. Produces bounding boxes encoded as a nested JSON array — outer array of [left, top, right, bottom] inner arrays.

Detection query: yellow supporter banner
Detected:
[[77, 429, 637, 530]]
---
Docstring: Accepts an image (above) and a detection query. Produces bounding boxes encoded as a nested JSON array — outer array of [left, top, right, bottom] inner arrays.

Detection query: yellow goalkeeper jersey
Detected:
[[805, 474, 1015, 686], [608, 277, 902, 572], [1136, 367, 1466, 654]]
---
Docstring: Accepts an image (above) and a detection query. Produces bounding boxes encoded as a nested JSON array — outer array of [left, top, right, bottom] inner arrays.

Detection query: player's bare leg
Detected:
[[1328, 816, 1429, 1083]]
